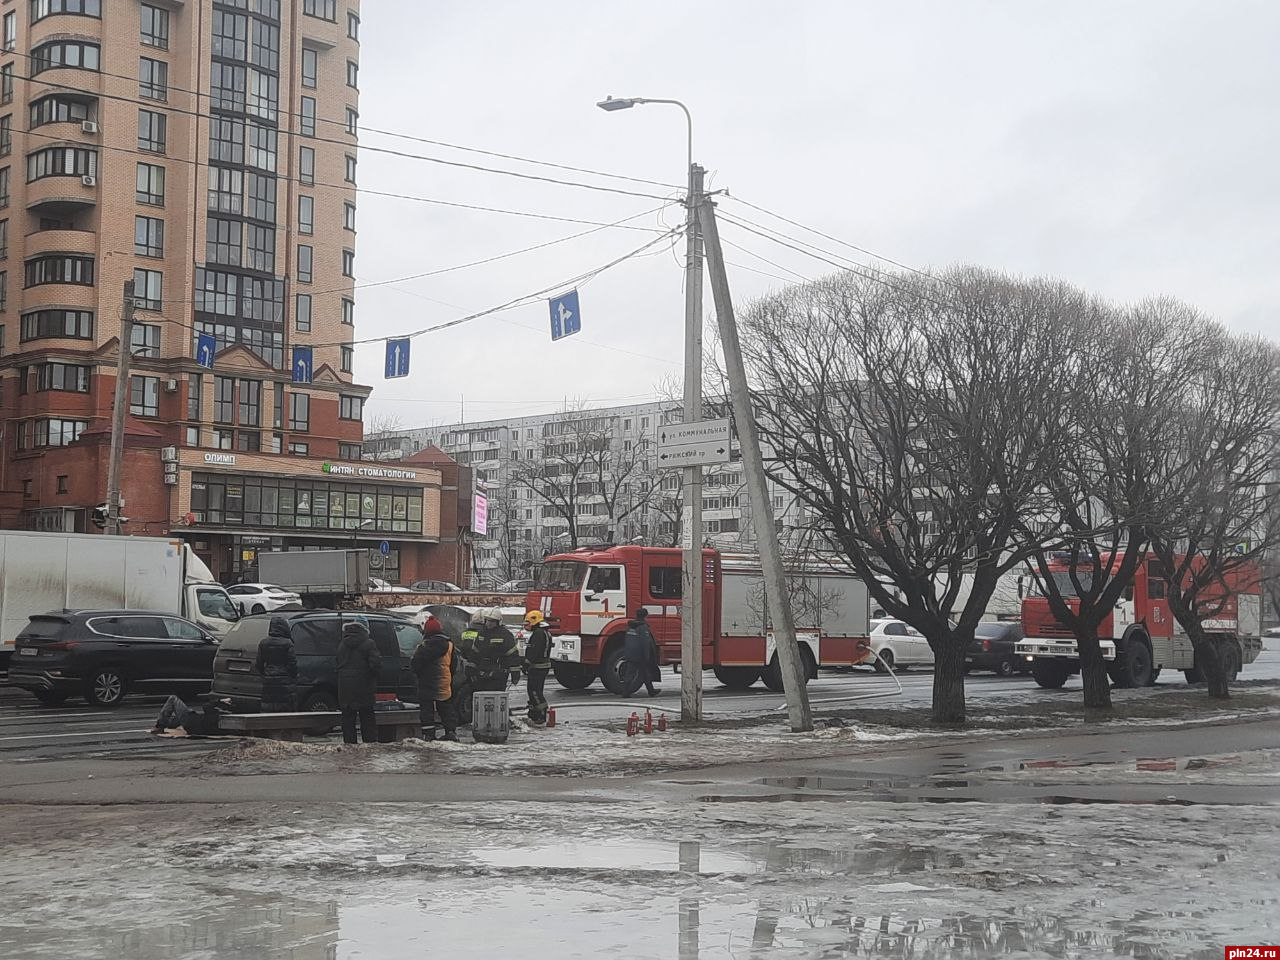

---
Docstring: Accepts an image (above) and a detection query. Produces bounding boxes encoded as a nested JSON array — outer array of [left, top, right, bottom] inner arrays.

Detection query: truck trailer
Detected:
[[529, 545, 870, 694], [257, 549, 372, 609]]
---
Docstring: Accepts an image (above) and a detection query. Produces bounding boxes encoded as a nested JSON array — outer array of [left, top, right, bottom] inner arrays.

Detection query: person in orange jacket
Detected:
[[411, 615, 458, 741]]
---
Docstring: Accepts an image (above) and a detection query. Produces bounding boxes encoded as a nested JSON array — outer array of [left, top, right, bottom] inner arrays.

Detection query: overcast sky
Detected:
[[352, 0, 1280, 431]]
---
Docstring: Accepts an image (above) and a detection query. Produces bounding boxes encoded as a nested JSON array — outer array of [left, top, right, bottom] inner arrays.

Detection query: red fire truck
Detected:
[[526, 545, 871, 694], [1015, 552, 1262, 689]]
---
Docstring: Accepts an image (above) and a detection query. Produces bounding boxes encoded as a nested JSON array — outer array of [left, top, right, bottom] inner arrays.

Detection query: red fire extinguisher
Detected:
[[626, 712, 639, 737], [546, 707, 556, 728], [657, 713, 668, 732], [643, 709, 654, 734]]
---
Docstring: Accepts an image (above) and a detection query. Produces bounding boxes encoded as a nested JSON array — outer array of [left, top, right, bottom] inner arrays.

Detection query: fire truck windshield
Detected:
[[1050, 571, 1095, 597], [534, 560, 587, 592]]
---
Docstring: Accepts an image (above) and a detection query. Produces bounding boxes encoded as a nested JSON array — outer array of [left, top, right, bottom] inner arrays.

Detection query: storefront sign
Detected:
[[473, 491, 488, 536], [321, 462, 419, 481], [203, 453, 236, 466]]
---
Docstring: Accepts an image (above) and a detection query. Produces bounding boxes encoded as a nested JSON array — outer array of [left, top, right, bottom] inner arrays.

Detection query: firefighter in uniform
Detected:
[[523, 610, 553, 725], [461, 608, 521, 693]]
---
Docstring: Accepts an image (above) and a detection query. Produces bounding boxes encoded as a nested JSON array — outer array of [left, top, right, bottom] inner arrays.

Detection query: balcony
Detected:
[[26, 175, 97, 212]]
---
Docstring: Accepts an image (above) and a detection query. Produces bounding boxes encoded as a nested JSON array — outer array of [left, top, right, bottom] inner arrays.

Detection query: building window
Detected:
[[208, 166, 243, 215], [131, 322, 160, 358], [0, 271, 5, 310], [34, 418, 87, 447], [0, 116, 9, 157], [339, 443, 362, 460], [299, 146, 315, 185], [339, 395, 363, 420], [246, 172, 276, 221], [344, 203, 356, 231], [132, 269, 162, 310], [296, 293, 312, 332], [297, 245, 313, 283], [20, 309, 92, 341], [300, 97, 316, 138], [212, 9, 248, 60], [26, 146, 96, 181], [247, 69, 278, 122], [32, 41, 101, 75], [208, 117, 244, 164], [0, 219, 7, 259], [345, 107, 358, 136], [3, 14, 15, 52], [346, 60, 358, 89], [246, 123, 277, 172], [21, 478, 31, 496], [138, 110, 167, 153], [237, 430, 261, 452], [345, 155, 356, 184], [289, 392, 309, 431], [239, 380, 261, 427], [30, 0, 102, 22], [187, 374, 202, 420], [25, 254, 94, 287], [30, 95, 90, 129], [1, 65, 12, 105], [341, 298, 354, 325], [288, 442, 309, 456], [136, 163, 165, 205], [56, 475, 68, 494], [210, 62, 246, 112], [247, 225, 275, 273], [298, 195, 314, 235], [206, 218, 242, 267], [130, 375, 159, 417], [134, 216, 164, 258], [340, 345, 353, 373], [252, 19, 279, 71], [140, 4, 169, 48], [342, 249, 354, 277], [35, 362, 89, 393], [303, 0, 337, 22], [139, 58, 168, 101], [347, 10, 360, 40], [273, 382, 284, 429], [186, 426, 200, 446], [301, 48, 318, 88], [214, 376, 234, 424]]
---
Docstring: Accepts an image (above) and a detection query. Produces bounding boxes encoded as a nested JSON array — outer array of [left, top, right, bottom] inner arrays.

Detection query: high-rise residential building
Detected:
[[0, 1, 465, 585]]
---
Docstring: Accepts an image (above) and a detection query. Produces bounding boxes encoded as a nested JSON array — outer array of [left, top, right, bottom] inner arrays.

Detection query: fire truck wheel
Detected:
[[1183, 665, 1205, 684], [760, 651, 814, 692], [600, 643, 630, 696], [712, 666, 760, 690], [1114, 637, 1153, 689], [550, 661, 596, 691], [1222, 643, 1241, 681], [1031, 660, 1069, 689]]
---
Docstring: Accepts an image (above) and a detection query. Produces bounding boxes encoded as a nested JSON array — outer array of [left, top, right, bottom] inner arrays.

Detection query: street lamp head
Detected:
[[596, 96, 637, 112]]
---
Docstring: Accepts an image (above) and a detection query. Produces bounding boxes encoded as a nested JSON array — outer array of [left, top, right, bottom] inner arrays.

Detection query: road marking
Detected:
[[0, 728, 150, 743]]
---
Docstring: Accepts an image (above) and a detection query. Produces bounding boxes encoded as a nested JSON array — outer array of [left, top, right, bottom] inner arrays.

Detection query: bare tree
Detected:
[[1148, 313, 1280, 699], [736, 266, 1074, 725]]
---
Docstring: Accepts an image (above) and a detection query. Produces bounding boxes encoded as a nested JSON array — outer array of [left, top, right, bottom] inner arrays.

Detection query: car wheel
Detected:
[[251, 604, 266, 615], [85, 670, 128, 707], [33, 690, 67, 706], [874, 648, 895, 674], [712, 666, 761, 690], [301, 690, 339, 735], [995, 657, 1016, 677]]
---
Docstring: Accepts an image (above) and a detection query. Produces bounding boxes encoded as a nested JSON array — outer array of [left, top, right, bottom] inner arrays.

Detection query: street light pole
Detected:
[[104, 280, 136, 538], [597, 96, 705, 721]]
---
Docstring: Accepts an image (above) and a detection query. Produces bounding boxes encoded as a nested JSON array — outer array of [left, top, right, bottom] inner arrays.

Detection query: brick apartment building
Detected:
[[0, 0, 467, 583]]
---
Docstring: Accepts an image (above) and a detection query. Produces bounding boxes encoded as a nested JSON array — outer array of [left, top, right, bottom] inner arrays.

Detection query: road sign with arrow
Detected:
[[196, 333, 216, 369], [549, 289, 581, 341], [657, 418, 732, 468], [385, 338, 410, 379], [292, 346, 313, 383]]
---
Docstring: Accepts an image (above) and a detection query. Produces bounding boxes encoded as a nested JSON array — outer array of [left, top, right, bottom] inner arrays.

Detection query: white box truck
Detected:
[[257, 549, 371, 608], [0, 532, 239, 674]]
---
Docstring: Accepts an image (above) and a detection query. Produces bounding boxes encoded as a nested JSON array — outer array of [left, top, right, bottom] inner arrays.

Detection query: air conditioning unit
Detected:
[[163, 378, 178, 393], [80, 175, 96, 187], [81, 120, 99, 135], [161, 446, 178, 463]]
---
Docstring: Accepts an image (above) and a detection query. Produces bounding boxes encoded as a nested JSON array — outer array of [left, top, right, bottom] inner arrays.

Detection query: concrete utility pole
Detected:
[[104, 280, 136, 538], [697, 196, 813, 732]]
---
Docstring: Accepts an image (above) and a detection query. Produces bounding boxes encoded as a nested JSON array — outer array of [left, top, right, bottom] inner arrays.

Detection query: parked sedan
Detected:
[[869, 618, 934, 672], [967, 621, 1029, 676], [408, 579, 464, 593], [8, 610, 220, 707], [226, 582, 302, 616], [496, 579, 534, 594]]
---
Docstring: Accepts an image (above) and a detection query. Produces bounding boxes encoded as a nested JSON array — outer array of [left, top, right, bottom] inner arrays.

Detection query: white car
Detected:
[[368, 578, 411, 593], [869, 618, 934, 672], [226, 582, 302, 616]]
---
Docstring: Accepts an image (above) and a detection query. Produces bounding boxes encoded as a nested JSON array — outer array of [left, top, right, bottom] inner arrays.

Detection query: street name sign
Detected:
[[658, 418, 732, 468]]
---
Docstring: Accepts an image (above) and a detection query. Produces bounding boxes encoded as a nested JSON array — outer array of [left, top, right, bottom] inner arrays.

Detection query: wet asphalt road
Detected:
[[2, 644, 1275, 763]]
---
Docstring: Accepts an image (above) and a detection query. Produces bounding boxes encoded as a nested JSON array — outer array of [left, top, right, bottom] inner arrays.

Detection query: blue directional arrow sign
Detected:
[[549, 289, 582, 341], [291, 346, 313, 383], [195, 333, 216, 369], [385, 338, 410, 379]]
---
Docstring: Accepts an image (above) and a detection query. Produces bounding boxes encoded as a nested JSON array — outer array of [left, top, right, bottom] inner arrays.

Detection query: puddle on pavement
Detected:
[[701, 791, 1251, 805], [469, 839, 757, 874]]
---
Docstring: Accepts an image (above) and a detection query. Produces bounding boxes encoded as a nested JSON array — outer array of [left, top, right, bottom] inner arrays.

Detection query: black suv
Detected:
[[9, 610, 221, 708], [210, 611, 421, 712]]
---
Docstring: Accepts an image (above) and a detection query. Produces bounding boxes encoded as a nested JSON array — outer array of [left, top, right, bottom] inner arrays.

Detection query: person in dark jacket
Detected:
[[461, 608, 522, 693], [622, 607, 661, 697], [523, 609, 553, 724], [255, 616, 299, 712], [151, 695, 229, 736], [410, 615, 458, 741], [336, 619, 381, 744]]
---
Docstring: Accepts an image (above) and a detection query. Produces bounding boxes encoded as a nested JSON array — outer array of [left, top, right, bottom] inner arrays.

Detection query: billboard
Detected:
[[473, 491, 488, 536]]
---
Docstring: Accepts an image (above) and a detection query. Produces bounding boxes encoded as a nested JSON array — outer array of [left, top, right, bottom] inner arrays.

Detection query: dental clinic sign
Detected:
[[321, 462, 420, 481]]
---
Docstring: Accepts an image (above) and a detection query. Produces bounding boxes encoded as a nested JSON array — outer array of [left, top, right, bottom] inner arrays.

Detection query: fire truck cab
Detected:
[[526, 545, 870, 694], [1015, 552, 1262, 689]]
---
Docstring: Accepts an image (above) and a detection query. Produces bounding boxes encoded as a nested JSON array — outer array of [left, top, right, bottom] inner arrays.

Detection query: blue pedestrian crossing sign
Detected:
[[195, 333, 216, 369], [291, 346, 313, 383], [549, 289, 581, 341], [385, 338, 410, 379], [379, 540, 391, 557]]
